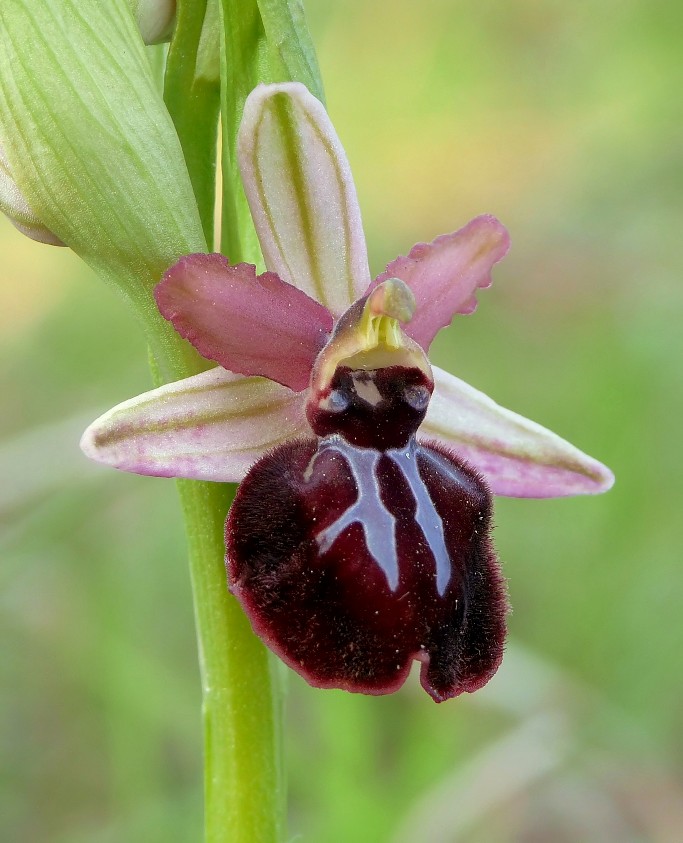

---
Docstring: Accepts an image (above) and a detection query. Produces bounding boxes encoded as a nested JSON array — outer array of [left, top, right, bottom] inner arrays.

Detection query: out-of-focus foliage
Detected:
[[1, 0, 681, 840]]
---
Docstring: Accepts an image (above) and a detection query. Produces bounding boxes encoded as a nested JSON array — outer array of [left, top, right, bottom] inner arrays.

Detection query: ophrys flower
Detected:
[[82, 83, 613, 701]]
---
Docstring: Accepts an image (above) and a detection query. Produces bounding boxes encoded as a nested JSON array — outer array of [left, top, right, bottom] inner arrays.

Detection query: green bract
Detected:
[[0, 0, 206, 376]]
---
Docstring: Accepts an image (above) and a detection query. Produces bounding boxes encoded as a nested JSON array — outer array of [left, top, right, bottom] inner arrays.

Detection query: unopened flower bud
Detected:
[[0, 145, 64, 246], [129, 0, 176, 45]]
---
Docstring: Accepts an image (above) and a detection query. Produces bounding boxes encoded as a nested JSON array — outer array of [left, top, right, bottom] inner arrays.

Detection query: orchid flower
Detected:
[[81, 82, 613, 702]]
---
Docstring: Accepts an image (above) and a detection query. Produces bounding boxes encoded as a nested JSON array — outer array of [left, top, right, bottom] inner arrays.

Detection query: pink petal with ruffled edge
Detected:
[[155, 254, 333, 392], [370, 215, 510, 351], [238, 82, 371, 317], [420, 366, 614, 497], [80, 368, 309, 482]]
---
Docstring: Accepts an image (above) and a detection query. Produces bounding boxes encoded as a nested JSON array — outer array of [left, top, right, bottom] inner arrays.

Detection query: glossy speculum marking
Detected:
[[226, 361, 507, 701], [310, 436, 453, 595]]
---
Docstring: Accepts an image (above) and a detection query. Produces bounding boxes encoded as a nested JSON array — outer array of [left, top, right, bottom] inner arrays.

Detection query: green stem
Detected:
[[146, 300, 284, 842], [161, 11, 285, 841], [218, 0, 267, 265], [164, 0, 221, 247], [160, 2, 325, 840], [176, 479, 284, 843], [218, 0, 325, 265]]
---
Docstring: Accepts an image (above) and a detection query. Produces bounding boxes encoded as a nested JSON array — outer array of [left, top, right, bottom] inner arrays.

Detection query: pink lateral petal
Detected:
[[155, 253, 333, 392], [370, 215, 510, 351], [419, 366, 614, 498], [80, 367, 309, 482]]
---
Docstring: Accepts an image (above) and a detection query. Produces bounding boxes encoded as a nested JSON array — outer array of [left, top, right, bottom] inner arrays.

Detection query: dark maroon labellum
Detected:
[[226, 365, 507, 702]]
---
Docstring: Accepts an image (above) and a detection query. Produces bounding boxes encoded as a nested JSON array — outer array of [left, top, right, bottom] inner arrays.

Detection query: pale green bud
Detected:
[[129, 0, 176, 45], [0, 144, 64, 246]]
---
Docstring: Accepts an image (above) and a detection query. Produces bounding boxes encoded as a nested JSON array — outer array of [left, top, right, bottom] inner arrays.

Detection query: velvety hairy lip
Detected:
[[226, 437, 507, 702]]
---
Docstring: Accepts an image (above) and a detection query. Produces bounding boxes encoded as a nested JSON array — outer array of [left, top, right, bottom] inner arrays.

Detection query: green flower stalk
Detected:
[[0, 0, 323, 840]]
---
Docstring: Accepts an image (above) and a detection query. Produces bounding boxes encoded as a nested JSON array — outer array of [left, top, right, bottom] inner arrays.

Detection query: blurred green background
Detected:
[[2, 0, 682, 840]]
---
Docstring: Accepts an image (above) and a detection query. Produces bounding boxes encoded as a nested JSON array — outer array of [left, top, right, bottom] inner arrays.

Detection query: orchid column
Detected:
[[0, 1, 323, 841]]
